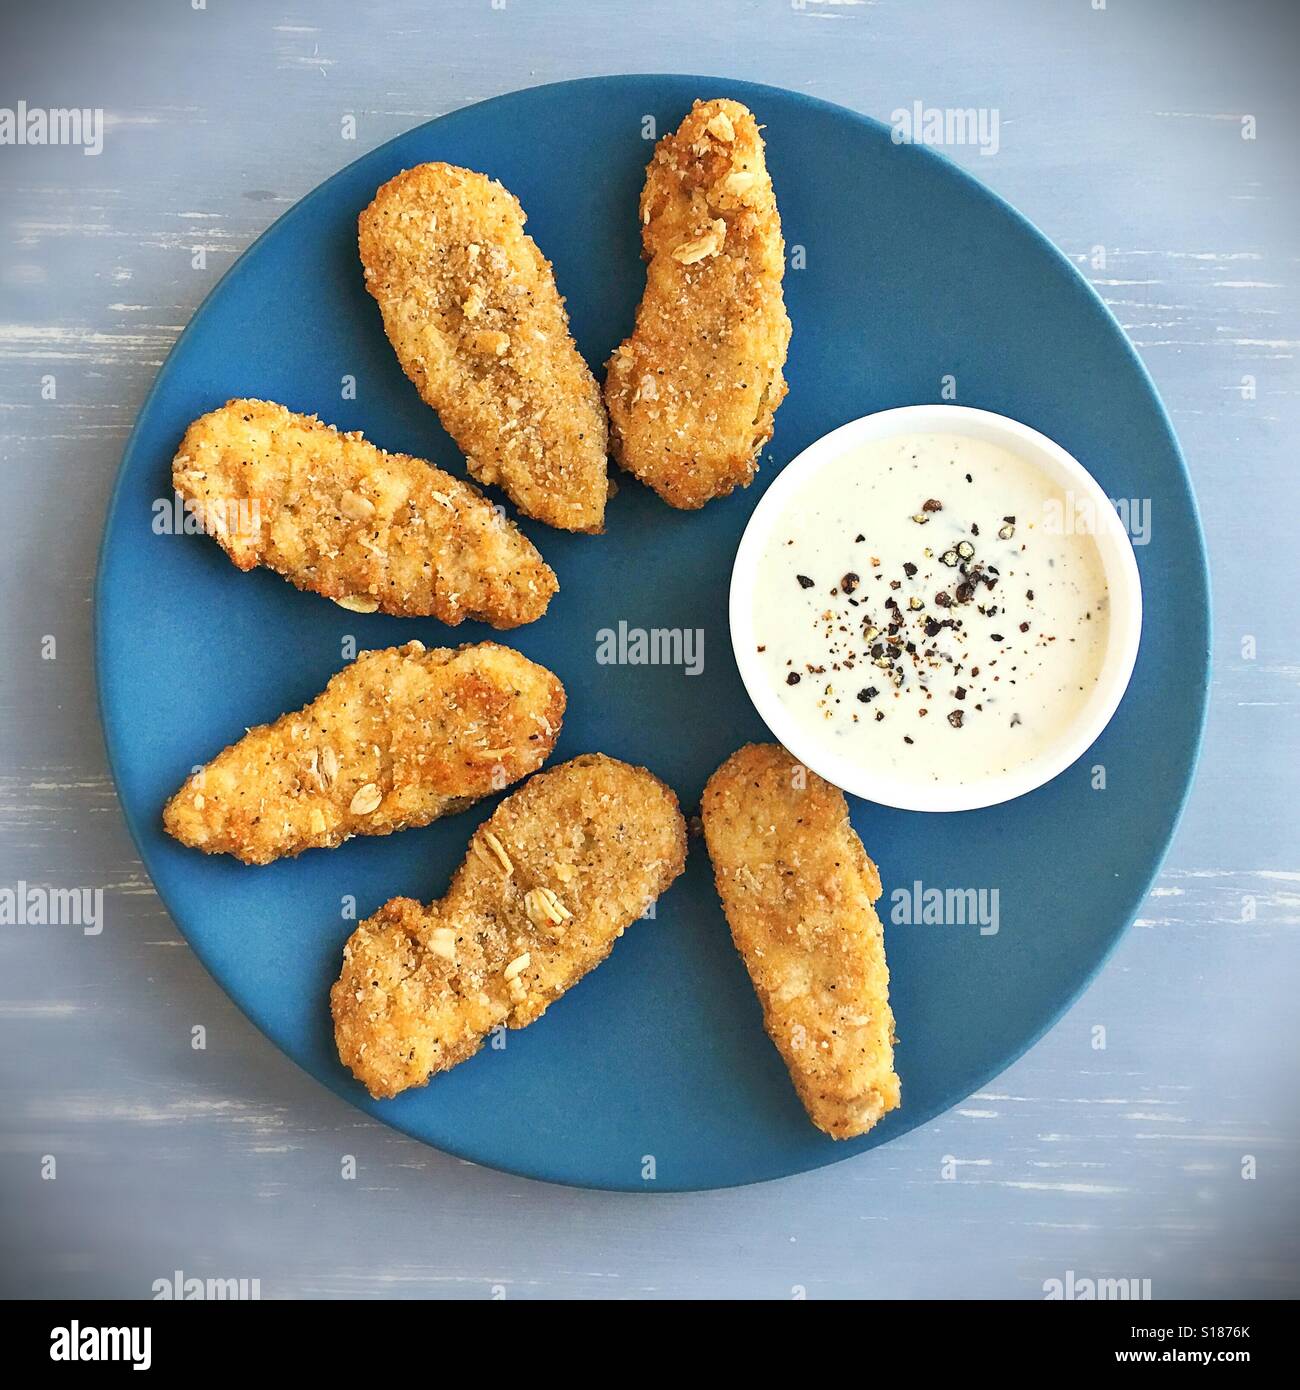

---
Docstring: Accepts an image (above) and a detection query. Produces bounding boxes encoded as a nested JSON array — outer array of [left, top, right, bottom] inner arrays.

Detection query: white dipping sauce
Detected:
[[752, 432, 1111, 786]]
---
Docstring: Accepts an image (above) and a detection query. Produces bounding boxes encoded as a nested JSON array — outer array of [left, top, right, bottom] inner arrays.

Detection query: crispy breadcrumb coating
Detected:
[[359, 163, 609, 533], [332, 754, 687, 1099], [701, 743, 900, 1139], [171, 399, 556, 628], [163, 642, 564, 866], [605, 99, 791, 510]]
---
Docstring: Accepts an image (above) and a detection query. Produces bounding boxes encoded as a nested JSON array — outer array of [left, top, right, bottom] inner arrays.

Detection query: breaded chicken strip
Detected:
[[164, 642, 564, 866], [701, 744, 899, 1139], [359, 164, 609, 533], [605, 99, 791, 510], [171, 399, 556, 628], [332, 754, 687, 1098]]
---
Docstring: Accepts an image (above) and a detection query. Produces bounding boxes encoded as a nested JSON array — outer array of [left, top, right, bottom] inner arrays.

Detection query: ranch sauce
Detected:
[[752, 432, 1110, 786]]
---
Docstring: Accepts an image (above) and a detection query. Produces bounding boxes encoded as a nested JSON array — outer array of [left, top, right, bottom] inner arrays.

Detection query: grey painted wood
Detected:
[[1, 0, 1296, 1299]]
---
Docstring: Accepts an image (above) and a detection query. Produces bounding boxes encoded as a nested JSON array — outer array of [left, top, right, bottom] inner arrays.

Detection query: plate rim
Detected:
[[93, 73, 1213, 1192]]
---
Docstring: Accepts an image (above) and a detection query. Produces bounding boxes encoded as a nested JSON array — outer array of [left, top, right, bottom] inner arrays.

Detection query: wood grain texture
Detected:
[[1, 0, 1296, 1299]]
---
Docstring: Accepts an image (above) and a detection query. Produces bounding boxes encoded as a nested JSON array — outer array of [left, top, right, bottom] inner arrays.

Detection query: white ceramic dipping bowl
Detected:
[[730, 404, 1143, 812]]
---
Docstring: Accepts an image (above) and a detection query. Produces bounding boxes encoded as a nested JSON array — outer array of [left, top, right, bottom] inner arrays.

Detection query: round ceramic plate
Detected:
[[96, 75, 1210, 1192]]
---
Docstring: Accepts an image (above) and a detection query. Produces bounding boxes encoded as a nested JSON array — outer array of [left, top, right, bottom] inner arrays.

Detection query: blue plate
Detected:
[[95, 76, 1210, 1192]]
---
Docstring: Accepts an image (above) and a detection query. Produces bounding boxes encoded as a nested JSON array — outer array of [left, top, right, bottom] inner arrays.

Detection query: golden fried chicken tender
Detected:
[[605, 98, 791, 510], [359, 164, 609, 533], [701, 744, 900, 1139], [332, 754, 687, 1099], [171, 399, 556, 628], [164, 642, 564, 866]]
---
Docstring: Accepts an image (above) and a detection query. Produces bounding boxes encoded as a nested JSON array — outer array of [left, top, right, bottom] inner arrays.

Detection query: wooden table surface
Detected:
[[1, 0, 1296, 1299]]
